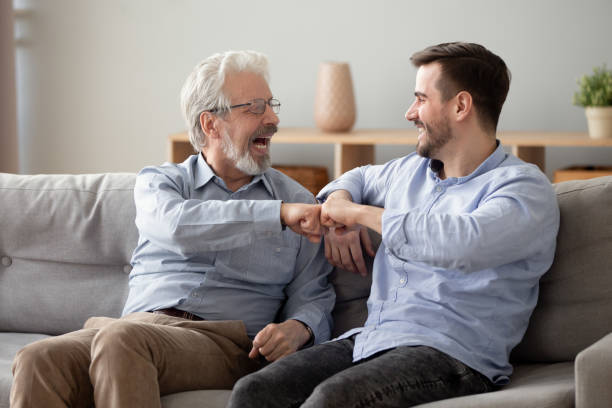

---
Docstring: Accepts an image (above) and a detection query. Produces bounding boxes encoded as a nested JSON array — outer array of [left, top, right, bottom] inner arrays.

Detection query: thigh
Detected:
[[227, 337, 356, 408], [304, 345, 493, 408], [95, 312, 259, 392]]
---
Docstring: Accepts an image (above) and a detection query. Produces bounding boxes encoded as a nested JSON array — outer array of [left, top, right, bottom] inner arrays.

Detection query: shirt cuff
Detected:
[[287, 310, 329, 345], [295, 320, 315, 348], [253, 200, 283, 235], [317, 179, 362, 204]]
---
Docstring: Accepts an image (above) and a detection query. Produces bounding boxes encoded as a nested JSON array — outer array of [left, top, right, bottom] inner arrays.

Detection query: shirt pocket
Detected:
[[247, 235, 299, 285]]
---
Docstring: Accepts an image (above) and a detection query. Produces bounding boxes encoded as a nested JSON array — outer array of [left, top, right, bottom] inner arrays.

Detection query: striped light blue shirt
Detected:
[[123, 154, 335, 342], [317, 142, 559, 384]]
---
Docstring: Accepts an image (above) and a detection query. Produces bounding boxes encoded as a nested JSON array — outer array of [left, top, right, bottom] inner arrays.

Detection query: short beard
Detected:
[[221, 126, 274, 176], [415, 117, 453, 159]]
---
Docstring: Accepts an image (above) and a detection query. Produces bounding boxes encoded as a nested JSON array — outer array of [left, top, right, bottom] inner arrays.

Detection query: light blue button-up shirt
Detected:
[[122, 154, 335, 342], [318, 142, 559, 384]]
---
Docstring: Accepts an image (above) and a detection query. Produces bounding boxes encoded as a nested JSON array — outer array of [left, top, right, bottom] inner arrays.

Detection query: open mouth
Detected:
[[251, 136, 271, 153], [415, 124, 426, 140]]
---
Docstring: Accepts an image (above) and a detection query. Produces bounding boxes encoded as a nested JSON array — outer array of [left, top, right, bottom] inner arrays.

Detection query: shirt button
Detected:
[[1, 256, 12, 267], [436, 186, 443, 193], [399, 277, 407, 284]]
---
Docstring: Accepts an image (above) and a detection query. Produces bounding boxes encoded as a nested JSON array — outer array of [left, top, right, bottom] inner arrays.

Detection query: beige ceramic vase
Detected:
[[314, 62, 356, 132]]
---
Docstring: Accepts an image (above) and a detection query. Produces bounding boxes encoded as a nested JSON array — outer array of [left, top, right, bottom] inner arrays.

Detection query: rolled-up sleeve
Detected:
[[317, 161, 399, 206], [382, 171, 560, 273]]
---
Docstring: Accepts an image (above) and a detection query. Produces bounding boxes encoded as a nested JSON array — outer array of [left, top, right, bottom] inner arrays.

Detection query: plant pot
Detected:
[[585, 106, 612, 139], [314, 62, 356, 132]]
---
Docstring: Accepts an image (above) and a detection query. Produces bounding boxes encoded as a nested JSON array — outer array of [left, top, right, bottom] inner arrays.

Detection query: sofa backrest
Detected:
[[0, 173, 137, 335], [2, 172, 611, 364], [512, 175, 612, 362]]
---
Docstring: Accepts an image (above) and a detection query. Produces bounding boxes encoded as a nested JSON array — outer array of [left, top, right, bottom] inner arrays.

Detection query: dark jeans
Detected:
[[227, 336, 495, 408]]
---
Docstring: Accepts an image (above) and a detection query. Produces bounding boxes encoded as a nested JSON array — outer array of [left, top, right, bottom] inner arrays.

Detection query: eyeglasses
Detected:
[[209, 98, 281, 115]]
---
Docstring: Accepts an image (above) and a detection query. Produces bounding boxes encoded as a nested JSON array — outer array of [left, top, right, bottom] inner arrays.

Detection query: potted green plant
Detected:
[[573, 64, 612, 139]]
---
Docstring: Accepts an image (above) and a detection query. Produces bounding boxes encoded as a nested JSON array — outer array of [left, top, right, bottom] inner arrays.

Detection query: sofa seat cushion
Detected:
[[416, 362, 574, 408], [161, 389, 231, 408], [157, 363, 575, 408], [0, 332, 51, 408]]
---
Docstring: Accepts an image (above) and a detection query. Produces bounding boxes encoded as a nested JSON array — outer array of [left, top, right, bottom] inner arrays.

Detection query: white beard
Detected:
[[221, 129, 271, 176]]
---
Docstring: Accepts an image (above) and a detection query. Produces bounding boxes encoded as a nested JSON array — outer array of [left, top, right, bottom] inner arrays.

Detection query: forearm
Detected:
[[136, 199, 282, 255], [353, 204, 383, 234], [323, 197, 383, 234]]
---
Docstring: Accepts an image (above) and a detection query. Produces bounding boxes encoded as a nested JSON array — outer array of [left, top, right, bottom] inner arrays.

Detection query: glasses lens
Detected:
[[269, 99, 280, 114], [245, 98, 280, 114], [248, 99, 266, 114]]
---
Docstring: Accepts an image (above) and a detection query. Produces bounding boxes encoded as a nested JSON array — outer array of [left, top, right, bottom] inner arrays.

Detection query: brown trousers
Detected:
[[10, 312, 261, 408]]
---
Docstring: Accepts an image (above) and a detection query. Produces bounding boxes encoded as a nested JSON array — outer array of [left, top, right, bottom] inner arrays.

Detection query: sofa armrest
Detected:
[[575, 332, 612, 408]]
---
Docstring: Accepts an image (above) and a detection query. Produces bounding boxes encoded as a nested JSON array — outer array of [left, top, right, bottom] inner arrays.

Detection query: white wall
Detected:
[[13, 0, 612, 179]]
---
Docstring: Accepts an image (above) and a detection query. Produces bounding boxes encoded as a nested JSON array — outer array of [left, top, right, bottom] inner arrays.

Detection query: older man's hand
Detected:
[[249, 319, 312, 362], [280, 203, 323, 242]]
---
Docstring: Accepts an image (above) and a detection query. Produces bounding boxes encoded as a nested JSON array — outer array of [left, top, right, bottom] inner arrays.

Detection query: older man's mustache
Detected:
[[252, 124, 278, 139]]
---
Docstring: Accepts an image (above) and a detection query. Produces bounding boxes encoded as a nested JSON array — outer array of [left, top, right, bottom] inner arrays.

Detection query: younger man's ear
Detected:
[[199, 111, 221, 140], [454, 91, 473, 122]]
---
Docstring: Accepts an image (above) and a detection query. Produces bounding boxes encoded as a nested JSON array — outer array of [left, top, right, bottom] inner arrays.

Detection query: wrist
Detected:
[[294, 320, 314, 348], [279, 202, 288, 229]]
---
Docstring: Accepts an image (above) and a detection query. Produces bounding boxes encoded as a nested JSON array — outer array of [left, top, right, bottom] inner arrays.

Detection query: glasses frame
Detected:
[[209, 98, 280, 115]]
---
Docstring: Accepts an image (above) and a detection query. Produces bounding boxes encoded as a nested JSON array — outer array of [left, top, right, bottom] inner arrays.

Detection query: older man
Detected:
[[10, 50, 334, 408], [229, 42, 560, 407]]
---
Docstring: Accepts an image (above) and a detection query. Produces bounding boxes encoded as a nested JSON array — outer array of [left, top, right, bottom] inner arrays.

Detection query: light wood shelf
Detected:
[[169, 128, 612, 178]]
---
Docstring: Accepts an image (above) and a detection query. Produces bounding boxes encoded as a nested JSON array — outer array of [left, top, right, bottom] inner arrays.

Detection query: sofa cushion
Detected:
[[0, 173, 138, 335], [512, 176, 612, 362], [329, 230, 380, 338], [416, 362, 574, 408], [0, 332, 51, 408], [160, 390, 232, 408]]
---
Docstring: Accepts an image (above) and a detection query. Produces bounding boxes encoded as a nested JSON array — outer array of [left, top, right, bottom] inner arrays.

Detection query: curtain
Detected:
[[0, 0, 19, 173]]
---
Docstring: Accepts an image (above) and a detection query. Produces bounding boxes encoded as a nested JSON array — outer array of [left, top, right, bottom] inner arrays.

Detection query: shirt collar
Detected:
[[193, 152, 275, 196], [194, 153, 216, 189], [428, 139, 507, 184]]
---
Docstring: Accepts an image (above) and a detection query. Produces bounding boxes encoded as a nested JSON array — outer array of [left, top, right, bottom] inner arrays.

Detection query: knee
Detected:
[[228, 373, 269, 408], [306, 379, 352, 408], [12, 340, 64, 375], [91, 320, 145, 358]]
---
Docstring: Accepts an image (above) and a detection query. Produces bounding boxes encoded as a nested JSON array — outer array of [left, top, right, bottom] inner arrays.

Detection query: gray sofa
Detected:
[[1, 172, 611, 408]]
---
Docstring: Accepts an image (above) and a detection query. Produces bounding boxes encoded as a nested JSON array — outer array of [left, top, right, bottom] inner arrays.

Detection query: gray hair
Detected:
[[180, 50, 270, 153]]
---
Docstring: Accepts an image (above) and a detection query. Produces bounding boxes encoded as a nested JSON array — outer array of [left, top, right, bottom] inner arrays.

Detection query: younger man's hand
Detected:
[[324, 225, 375, 277]]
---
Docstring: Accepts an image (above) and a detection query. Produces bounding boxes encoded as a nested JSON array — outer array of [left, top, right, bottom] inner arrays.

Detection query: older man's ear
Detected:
[[199, 111, 221, 141]]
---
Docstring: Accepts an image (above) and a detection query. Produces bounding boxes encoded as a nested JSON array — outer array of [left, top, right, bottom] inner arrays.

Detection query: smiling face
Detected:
[[216, 71, 279, 175], [405, 63, 454, 159]]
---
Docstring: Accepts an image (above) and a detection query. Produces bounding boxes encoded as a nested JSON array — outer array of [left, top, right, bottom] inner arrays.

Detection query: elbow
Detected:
[[135, 216, 193, 258]]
